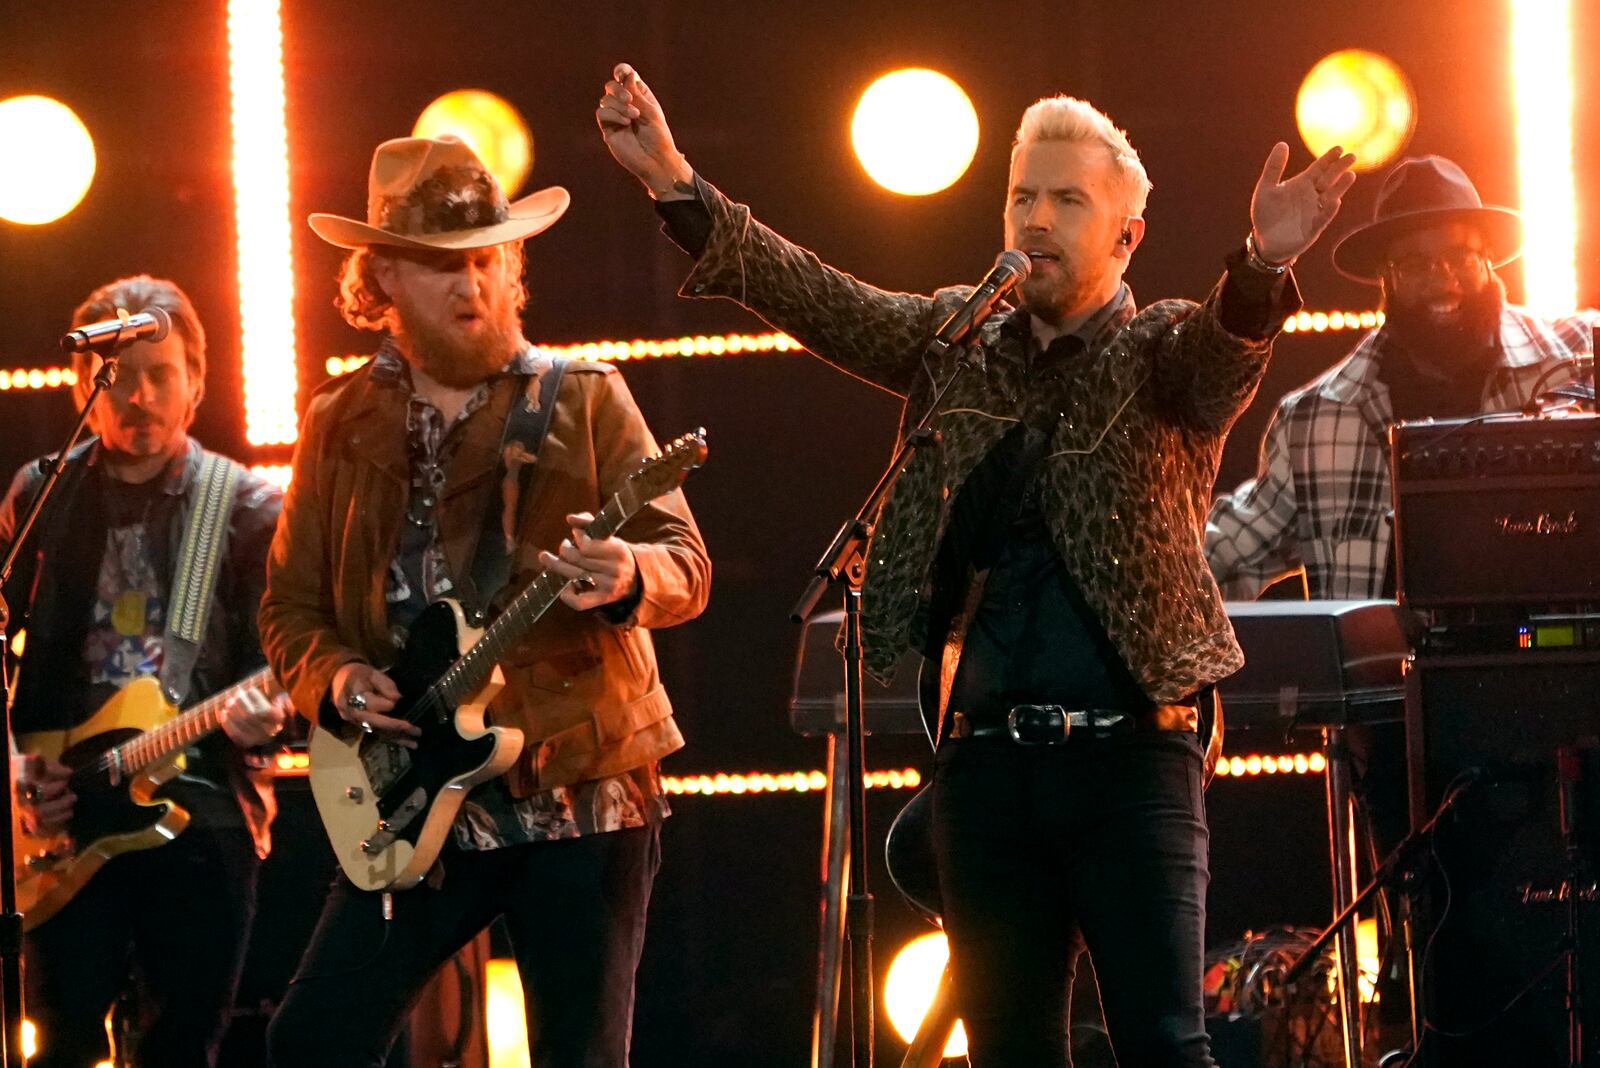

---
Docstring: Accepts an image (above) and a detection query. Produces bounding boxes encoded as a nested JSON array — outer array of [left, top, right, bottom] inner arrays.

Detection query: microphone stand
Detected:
[[0, 348, 121, 1067], [792, 340, 979, 1068], [1282, 772, 1481, 1062]]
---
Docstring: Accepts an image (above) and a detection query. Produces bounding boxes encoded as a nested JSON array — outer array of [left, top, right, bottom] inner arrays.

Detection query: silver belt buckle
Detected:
[[1007, 704, 1070, 745]]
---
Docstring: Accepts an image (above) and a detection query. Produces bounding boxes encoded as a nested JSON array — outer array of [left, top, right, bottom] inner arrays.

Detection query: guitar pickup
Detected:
[[359, 740, 413, 794]]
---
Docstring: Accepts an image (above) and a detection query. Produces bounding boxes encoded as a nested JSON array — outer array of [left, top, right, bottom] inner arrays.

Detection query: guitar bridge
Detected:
[[359, 787, 426, 855], [24, 847, 69, 872]]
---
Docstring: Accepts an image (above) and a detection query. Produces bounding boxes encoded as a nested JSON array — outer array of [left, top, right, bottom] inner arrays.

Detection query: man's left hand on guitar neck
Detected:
[[539, 512, 643, 614], [221, 688, 291, 749]]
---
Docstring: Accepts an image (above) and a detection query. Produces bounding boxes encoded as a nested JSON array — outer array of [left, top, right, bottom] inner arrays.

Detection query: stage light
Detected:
[[485, 958, 532, 1068], [1329, 916, 1383, 1004], [851, 69, 979, 196], [228, 0, 298, 449], [1212, 752, 1324, 778], [19, 1019, 111, 1065], [884, 933, 967, 1058], [414, 89, 534, 197], [0, 96, 96, 225], [1512, 0, 1577, 315], [1295, 50, 1415, 172], [251, 463, 293, 488], [660, 768, 921, 795]]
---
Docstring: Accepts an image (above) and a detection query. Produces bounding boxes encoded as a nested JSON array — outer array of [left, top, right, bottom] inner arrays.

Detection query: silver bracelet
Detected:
[[1245, 231, 1293, 274]]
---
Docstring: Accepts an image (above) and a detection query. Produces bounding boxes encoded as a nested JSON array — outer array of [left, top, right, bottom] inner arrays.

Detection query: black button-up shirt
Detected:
[[941, 290, 1151, 717]]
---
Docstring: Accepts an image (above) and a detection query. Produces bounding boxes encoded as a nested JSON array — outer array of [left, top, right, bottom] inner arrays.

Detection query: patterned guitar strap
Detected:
[[159, 452, 242, 706], [457, 353, 570, 621]]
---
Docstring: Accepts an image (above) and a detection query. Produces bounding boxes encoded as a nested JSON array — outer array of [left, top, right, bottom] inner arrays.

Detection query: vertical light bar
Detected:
[[227, 0, 298, 446], [1511, 0, 1578, 315]]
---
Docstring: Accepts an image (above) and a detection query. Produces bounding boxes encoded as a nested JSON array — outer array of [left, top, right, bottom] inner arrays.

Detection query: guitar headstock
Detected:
[[618, 428, 708, 514]]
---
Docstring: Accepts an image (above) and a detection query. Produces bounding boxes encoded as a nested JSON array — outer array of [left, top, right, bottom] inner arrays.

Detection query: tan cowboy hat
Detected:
[[309, 135, 569, 251], [1331, 155, 1522, 283]]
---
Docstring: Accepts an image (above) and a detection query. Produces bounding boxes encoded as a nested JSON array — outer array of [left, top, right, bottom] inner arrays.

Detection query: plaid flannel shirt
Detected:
[[1207, 304, 1599, 600]]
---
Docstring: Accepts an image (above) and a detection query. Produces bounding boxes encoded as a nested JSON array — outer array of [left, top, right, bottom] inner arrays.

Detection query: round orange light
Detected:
[[413, 89, 533, 196], [851, 69, 979, 196], [1296, 50, 1416, 172], [884, 933, 968, 1058], [0, 96, 96, 224]]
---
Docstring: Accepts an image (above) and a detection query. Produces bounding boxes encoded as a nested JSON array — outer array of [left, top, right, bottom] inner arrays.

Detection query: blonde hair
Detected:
[[335, 242, 528, 331], [1013, 96, 1152, 219]]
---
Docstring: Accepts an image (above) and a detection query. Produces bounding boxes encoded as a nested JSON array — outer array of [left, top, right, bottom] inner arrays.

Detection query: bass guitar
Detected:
[[309, 429, 708, 891], [14, 666, 281, 930]]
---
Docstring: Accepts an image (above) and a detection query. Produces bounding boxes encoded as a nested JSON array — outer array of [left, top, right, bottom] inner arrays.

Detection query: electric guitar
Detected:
[[309, 428, 708, 892], [13, 666, 281, 931]]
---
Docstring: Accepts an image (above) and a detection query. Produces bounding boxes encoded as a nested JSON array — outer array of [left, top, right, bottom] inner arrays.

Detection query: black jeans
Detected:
[[931, 732, 1213, 1067], [267, 823, 660, 1068], [24, 825, 260, 1068]]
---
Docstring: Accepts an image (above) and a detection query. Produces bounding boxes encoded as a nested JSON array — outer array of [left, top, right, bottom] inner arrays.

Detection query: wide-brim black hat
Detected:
[[1332, 155, 1523, 283]]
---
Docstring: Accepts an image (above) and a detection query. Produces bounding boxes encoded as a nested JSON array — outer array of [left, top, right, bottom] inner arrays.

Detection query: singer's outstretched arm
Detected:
[[597, 62, 964, 397]]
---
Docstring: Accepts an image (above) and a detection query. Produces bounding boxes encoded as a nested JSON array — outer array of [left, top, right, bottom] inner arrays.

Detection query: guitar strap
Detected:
[[159, 452, 242, 705], [457, 354, 569, 621]]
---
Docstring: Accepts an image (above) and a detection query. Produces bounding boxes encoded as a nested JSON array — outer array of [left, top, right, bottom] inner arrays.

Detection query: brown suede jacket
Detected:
[[258, 355, 709, 794], [675, 178, 1297, 704]]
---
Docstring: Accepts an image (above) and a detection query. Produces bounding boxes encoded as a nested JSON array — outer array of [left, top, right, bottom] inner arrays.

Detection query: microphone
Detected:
[[60, 307, 172, 353], [927, 249, 1031, 355]]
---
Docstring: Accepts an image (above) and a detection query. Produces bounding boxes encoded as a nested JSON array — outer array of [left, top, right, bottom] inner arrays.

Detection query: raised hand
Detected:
[[1250, 143, 1358, 265], [596, 63, 695, 199]]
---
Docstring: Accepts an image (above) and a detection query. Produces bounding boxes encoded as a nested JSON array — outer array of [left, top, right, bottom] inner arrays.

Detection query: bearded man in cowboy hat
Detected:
[[258, 135, 710, 1068], [1208, 155, 1598, 600]]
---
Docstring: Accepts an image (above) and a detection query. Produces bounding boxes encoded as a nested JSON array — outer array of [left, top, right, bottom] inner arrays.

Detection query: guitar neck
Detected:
[[115, 667, 277, 775], [435, 494, 629, 707]]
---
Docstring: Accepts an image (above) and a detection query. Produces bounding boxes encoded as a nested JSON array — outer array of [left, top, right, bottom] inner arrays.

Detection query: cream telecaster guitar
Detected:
[[13, 666, 281, 930], [309, 429, 708, 892]]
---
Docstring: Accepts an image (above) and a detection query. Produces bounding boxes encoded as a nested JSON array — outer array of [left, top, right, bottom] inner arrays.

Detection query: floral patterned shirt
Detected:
[[373, 342, 670, 850]]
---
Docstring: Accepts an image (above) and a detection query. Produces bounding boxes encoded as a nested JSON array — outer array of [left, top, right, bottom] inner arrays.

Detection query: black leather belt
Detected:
[[949, 703, 1198, 745]]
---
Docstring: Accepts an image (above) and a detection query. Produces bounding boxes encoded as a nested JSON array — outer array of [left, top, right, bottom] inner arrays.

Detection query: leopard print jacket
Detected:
[[679, 178, 1293, 704]]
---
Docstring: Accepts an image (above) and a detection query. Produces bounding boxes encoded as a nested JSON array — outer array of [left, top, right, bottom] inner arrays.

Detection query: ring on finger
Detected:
[[360, 720, 375, 735], [20, 783, 39, 803], [576, 572, 598, 591], [346, 692, 368, 712]]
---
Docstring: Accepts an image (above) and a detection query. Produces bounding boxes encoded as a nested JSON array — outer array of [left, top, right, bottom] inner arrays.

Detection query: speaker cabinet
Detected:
[[1405, 652, 1600, 1066]]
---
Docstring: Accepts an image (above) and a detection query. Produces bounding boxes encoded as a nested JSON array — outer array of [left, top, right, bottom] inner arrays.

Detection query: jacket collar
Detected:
[[366, 336, 547, 392], [81, 436, 202, 496], [996, 283, 1135, 356], [335, 336, 547, 486]]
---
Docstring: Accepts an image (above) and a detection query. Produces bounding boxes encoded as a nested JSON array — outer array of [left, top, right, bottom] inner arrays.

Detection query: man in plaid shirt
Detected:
[[1207, 156, 1597, 600]]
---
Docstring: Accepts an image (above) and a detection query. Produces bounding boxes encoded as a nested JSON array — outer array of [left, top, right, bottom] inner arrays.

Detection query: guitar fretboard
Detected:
[[109, 668, 278, 777], [432, 494, 629, 710]]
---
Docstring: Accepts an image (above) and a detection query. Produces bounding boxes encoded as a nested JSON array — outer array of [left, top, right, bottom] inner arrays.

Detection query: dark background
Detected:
[[3, 2, 1597, 1064]]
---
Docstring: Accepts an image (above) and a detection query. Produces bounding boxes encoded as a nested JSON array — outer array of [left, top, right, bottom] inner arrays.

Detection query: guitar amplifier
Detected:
[[1390, 412, 1600, 607], [1405, 650, 1600, 1065]]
